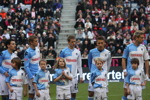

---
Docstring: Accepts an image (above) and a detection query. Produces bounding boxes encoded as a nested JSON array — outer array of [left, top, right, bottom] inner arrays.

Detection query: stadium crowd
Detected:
[[0, 0, 150, 59], [74, 0, 150, 57], [0, 0, 61, 59]]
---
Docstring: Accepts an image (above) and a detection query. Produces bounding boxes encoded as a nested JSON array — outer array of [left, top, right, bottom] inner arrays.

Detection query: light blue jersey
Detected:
[[91, 68, 107, 88], [5, 69, 27, 87], [0, 50, 17, 74], [88, 48, 111, 72], [122, 43, 149, 71], [59, 47, 82, 78], [24, 47, 40, 79], [33, 70, 50, 90], [53, 67, 71, 86], [125, 68, 146, 85]]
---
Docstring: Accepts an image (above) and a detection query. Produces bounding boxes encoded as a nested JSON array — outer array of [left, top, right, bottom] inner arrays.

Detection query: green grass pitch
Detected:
[[1, 82, 150, 100]]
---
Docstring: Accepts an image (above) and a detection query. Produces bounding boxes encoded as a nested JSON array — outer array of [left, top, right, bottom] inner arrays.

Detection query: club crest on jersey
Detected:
[[76, 53, 78, 55], [141, 48, 143, 51]]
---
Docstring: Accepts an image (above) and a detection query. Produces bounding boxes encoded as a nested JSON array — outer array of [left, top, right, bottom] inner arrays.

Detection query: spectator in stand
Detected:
[[82, 50, 88, 58], [53, 0, 63, 11], [115, 49, 122, 56], [47, 33, 56, 49], [2, 30, 10, 40]]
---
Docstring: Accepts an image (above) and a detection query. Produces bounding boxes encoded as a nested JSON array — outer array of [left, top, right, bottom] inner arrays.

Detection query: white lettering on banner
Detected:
[[49, 70, 124, 82]]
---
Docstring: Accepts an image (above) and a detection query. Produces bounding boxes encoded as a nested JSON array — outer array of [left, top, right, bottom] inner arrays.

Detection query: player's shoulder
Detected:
[[74, 48, 81, 53], [127, 43, 134, 47], [60, 47, 68, 53], [139, 44, 147, 48], [0, 50, 8, 56], [104, 49, 111, 53], [90, 48, 97, 52]]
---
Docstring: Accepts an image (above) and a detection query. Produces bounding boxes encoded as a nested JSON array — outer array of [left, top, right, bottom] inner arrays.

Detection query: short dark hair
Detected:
[[11, 57, 22, 69], [96, 36, 106, 42], [28, 36, 38, 44], [131, 58, 139, 65], [39, 59, 47, 64], [67, 35, 75, 42], [5, 39, 15, 48]]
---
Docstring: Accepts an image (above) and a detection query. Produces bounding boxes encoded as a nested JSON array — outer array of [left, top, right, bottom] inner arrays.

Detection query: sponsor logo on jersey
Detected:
[[40, 80, 49, 82], [12, 79, 23, 82], [32, 57, 40, 61], [96, 78, 106, 81], [131, 78, 140, 80], [4, 61, 12, 66], [66, 59, 77, 62], [131, 54, 142, 57]]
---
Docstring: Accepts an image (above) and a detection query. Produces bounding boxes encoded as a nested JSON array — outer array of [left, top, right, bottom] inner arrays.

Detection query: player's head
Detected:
[[5, 39, 16, 51], [94, 58, 104, 70], [11, 57, 22, 70], [67, 35, 76, 49], [96, 36, 106, 51], [133, 31, 144, 44], [54, 58, 66, 69], [39, 59, 47, 70], [131, 58, 139, 70], [28, 36, 38, 47]]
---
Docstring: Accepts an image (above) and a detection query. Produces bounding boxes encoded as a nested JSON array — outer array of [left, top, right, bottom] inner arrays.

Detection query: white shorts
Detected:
[[9, 87, 23, 100], [127, 85, 142, 100], [0, 73, 9, 95], [94, 88, 107, 100], [35, 89, 51, 100], [56, 86, 71, 99], [70, 77, 78, 93], [27, 77, 35, 94]]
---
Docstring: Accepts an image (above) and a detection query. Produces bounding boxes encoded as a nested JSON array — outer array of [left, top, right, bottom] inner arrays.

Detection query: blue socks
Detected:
[[122, 96, 128, 100], [88, 97, 94, 100], [71, 98, 76, 100]]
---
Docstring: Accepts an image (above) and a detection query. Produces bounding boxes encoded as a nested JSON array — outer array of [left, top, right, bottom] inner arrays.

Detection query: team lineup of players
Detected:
[[0, 30, 149, 100]]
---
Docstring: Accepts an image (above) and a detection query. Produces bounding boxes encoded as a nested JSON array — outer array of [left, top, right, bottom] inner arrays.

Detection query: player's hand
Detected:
[[80, 78, 83, 83], [141, 83, 146, 86], [36, 91, 40, 97], [62, 71, 65, 75], [23, 91, 27, 97], [127, 88, 130, 95], [4, 72, 9, 77], [10, 88, 13, 93]]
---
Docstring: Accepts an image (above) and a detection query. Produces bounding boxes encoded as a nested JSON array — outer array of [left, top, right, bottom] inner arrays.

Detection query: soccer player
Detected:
[[33, 59, 51, 100], [125, 58, 147, 100], [122, 31, 149, 100], [91, 58, 108, 100], [59, 35, 83, 100], [24, 36, 41, 100], [88, 36, 111, 100], [0, 39, 17, 100], [54, 58, 72, 100], [5, 57, 27, 100]]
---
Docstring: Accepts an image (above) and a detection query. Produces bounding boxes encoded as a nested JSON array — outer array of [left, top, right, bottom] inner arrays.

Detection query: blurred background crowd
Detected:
[[74, 0, 150, 58], [0, 0, 62, 59], [0, 0, 150, 59]]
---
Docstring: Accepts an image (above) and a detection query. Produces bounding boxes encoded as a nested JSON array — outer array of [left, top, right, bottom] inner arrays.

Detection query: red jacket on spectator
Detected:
[[0, 12, 7, 19]]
